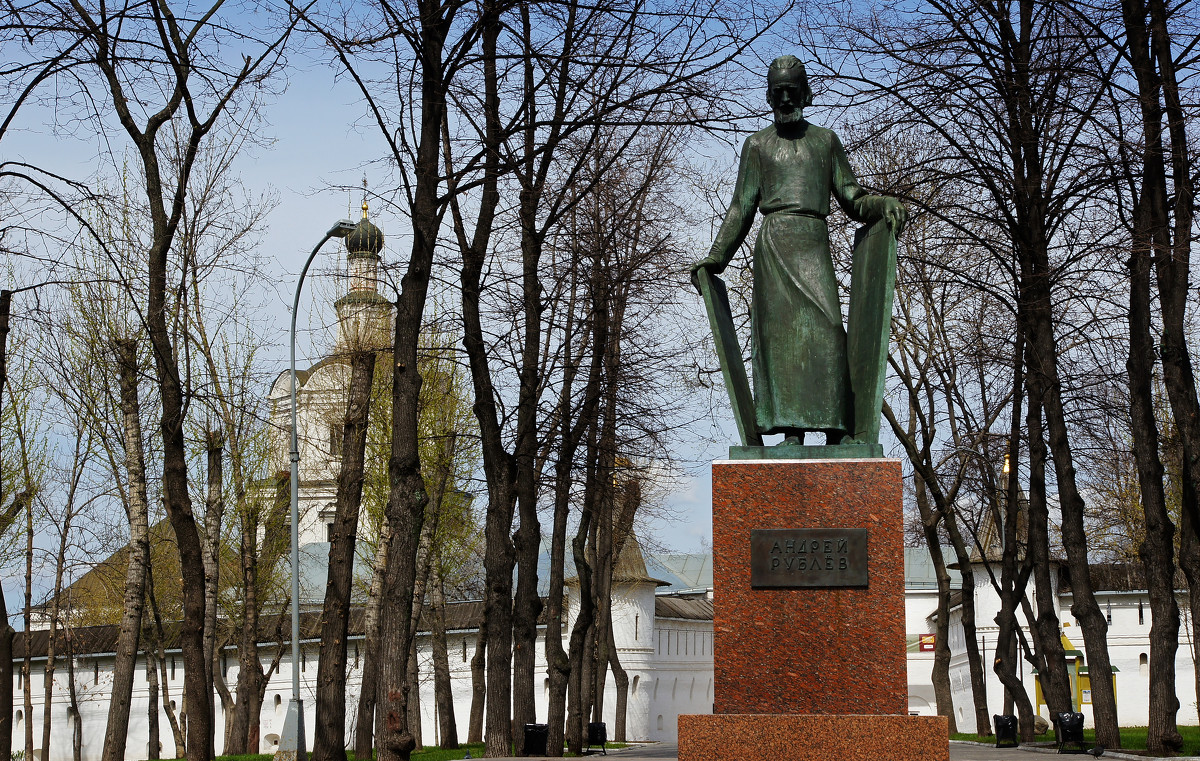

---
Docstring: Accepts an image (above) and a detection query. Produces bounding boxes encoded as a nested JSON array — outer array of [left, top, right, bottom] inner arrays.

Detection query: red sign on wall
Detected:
[[919, 634, 936, 652]]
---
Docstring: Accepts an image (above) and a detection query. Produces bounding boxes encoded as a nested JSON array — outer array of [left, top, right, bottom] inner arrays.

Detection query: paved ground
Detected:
[[479, 740, 1199, 761], [600, 743, 682, 758]]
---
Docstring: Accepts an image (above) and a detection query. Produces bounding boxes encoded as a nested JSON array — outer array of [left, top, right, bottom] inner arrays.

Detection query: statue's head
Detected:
[[766, 55, 812, 125]]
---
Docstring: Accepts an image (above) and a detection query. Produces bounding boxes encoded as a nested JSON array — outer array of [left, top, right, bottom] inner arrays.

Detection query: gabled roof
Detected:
[[14, 594, 716, 660], [1058, 562, 1188, 593], [654, 596, 713, 621], [16, 599, 513, 660]]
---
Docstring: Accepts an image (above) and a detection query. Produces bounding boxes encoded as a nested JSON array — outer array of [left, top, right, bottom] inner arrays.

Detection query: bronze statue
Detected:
[[691, 56, 906, 450]]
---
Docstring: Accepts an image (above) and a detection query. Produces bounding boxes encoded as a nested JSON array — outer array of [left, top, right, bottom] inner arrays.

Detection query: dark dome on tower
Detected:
[[345, 201, 384, 255]]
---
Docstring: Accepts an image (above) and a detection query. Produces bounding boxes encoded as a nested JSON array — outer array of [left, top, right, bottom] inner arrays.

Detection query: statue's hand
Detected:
[[882, 198, 908, 238], [689, 257, 726, 291]]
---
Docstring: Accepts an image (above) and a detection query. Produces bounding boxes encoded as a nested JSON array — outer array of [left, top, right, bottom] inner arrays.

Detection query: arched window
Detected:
[[1140, 653, 1149, 676], [632, 675, 640, 696]]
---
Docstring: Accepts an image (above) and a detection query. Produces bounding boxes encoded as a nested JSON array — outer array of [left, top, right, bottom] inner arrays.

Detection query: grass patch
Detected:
[[952, 725, 1200, 757], [407, 743, 487, 761]]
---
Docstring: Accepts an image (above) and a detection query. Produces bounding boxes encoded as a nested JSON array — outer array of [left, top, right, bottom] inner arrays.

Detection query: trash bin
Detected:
[[523, 723, 549, 756], [1056, 711, 1086, 754], [994, 714, 1018, 748], [587, 722, 607, 754]]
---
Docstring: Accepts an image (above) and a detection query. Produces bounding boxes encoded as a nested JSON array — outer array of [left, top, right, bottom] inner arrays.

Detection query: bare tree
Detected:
[[1110, 0, 1200, 748], [824, 0, 1126, 742], [101, 337, 154, 761], [312, 349, 378, 761], [3, 3, 297, 758]]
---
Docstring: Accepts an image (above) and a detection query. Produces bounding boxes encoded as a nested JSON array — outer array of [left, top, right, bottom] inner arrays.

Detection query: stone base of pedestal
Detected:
[[711, 458, 908, 714], [678, 714, 949, 761]]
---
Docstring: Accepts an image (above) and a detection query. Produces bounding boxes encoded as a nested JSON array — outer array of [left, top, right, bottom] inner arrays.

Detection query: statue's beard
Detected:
[[773, 106, 803, 124]]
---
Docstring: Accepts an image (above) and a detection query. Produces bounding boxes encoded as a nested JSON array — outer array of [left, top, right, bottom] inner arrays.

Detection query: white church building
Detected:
[[16, 541, 1191, 759]]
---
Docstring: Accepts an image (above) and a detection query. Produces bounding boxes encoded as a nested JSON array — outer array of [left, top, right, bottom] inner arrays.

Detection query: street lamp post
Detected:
[[275, 219, 357, 761]]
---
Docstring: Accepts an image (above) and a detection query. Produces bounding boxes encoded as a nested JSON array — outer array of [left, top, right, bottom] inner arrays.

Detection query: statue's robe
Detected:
[[707, 121, 887, 436]]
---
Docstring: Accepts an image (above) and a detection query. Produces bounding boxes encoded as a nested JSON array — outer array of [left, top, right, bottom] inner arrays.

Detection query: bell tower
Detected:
[[335, 188, 392, 350]]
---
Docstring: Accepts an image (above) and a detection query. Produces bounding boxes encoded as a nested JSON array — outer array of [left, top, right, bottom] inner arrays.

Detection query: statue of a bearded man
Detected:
[[691, 55, 907, 446]]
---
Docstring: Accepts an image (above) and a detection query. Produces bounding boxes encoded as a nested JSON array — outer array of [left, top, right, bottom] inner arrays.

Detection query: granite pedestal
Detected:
[[677, 458, 948, 761]]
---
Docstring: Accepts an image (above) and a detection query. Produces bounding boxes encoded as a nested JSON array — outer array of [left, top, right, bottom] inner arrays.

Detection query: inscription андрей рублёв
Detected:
[[749, 528, 868, 588]]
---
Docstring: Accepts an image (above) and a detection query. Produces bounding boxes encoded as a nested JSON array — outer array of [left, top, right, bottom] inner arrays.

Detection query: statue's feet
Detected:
[[839, 435, 865, 446], [780, 435, 802, 446]]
